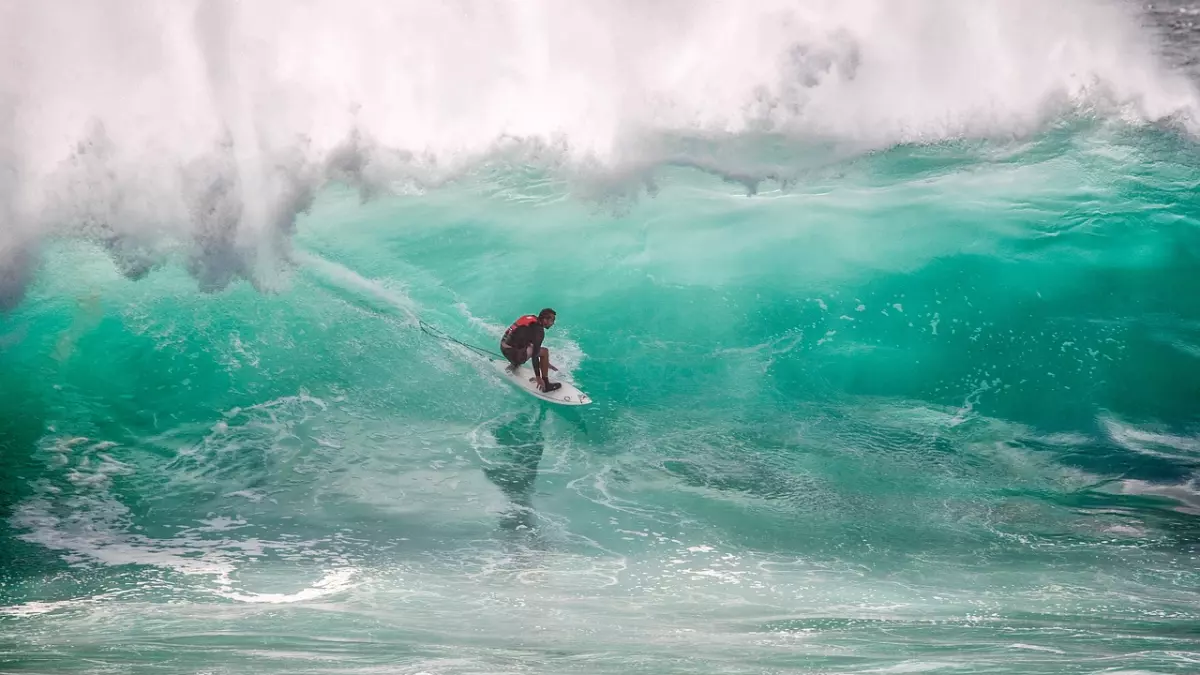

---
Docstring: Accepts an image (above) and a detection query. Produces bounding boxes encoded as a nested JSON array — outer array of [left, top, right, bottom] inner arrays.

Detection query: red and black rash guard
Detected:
[[500, 316, 545, 372]]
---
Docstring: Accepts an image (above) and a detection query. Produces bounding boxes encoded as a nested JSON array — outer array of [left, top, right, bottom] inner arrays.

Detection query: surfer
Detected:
[[500, 308, 561, 393]]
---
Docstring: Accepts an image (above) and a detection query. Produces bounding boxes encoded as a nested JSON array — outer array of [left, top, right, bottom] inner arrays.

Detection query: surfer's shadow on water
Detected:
[[474, 404, 589, 539], [481, 408, 545, 531]]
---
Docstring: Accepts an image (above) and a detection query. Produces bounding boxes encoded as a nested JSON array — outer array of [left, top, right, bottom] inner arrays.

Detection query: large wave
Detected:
[[0, 0, 1197, 308]]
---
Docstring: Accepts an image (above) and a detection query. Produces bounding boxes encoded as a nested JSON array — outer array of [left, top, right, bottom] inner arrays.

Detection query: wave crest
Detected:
[[1, 0, 1196, 305]]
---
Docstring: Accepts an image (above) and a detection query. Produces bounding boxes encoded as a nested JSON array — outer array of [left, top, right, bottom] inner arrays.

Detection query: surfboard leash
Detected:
[[417, 319, 504, 360]]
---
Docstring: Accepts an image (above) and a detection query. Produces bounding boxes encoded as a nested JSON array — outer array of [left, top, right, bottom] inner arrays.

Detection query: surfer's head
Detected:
[[538, 308, 556, 327]]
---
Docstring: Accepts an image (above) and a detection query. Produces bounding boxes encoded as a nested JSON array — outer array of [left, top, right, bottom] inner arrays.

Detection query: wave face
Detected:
[[3, 1, 1200, 673]]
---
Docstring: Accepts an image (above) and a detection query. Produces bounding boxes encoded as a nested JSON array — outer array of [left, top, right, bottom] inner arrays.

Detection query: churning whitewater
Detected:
[[2, 1, 1200, 673]]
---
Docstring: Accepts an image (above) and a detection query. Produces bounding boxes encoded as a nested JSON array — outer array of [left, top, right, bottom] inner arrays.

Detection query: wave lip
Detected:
[[0, 0, 1198, 307]]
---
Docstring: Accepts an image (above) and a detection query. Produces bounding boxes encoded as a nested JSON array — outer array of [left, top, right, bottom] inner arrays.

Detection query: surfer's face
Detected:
[[541, 315, 555, 328]]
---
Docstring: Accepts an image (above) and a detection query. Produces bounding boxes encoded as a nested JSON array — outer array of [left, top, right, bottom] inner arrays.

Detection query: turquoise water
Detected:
[[4, 2, 1200, 673]]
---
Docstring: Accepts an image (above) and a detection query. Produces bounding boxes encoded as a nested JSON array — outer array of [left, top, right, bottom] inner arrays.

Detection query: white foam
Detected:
[[861, 663, 956, 674], [0, 0, 1195, 305], [1117, 479, 1200, 515], [0, 590, 129, 617], [1100, 415, 1200, 462], [8, 431, 355, 607], [216, 567, 360, 604], [1008, 643, 1066, 654]]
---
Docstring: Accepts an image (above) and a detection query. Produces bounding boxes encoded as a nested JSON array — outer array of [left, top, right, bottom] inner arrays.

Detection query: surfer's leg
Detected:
[[538, 347, 550, 383], [536, 348, 561, 392], [501, 345, 524, 372]]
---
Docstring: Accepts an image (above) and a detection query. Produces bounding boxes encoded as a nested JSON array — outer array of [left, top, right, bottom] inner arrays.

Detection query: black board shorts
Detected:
[[501, 344, 531, 366]]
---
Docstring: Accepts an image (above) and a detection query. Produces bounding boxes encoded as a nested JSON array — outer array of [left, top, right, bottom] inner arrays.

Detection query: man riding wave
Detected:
[[500, 308, 561, 393]]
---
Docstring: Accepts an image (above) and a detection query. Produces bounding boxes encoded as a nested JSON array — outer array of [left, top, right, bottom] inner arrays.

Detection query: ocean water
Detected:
[[2, 1, 1200, 673]]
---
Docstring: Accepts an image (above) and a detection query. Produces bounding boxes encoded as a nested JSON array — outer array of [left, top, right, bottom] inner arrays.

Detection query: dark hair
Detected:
[[538, 308, 557, 319]]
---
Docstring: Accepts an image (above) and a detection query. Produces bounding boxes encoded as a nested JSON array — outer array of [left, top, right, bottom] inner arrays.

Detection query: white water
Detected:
[[0, 0, 1196, 306]]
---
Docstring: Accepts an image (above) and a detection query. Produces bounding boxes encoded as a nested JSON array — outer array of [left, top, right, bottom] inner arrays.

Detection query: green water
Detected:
[[1, 119, 1198, 673]]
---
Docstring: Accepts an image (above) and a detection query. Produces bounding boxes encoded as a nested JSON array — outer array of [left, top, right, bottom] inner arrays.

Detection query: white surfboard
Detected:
[[491, 360, 592, 406]]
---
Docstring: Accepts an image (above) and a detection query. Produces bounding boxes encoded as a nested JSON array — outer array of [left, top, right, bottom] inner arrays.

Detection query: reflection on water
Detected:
[[482, 407, 548, 532]]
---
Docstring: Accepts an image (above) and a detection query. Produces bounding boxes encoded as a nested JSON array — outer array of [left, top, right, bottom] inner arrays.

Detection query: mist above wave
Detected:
[[0, 0, 1196, 307]]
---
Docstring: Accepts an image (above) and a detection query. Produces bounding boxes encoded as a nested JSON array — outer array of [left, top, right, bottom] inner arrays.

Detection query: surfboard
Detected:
[[491, 360, 592, 406]]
